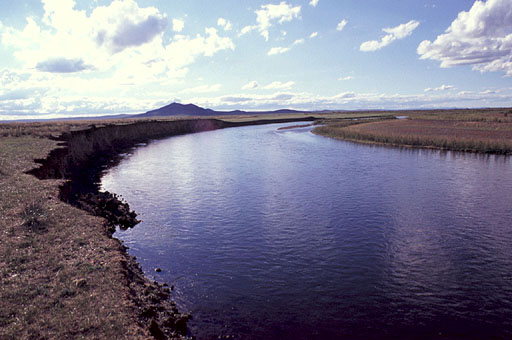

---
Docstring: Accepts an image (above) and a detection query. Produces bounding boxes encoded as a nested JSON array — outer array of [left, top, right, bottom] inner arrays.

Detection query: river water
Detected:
[[102, 123, 512, 339]]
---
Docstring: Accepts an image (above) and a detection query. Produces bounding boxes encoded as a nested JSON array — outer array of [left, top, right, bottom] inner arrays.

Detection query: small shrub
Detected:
[[20, 201, 48, 233]]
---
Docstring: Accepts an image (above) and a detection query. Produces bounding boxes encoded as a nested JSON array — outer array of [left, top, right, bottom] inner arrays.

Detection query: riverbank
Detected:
[[313, 108, 512, 154]]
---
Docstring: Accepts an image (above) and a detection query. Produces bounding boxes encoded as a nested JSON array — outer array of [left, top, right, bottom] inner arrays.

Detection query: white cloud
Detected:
[[242, 81, 260, 90], [360, 20, 420, 52], [417, 0, 512, 76], [424, 85, 454, 92], [172, 18, 184, 32], [166, 27, 235, 68], [217, 18, 232, 31], [0, 1, 234, 78], [239, 2, 301, 41], [309, 32, 318, 39], [1, 0, 170, 71], [268, 46, 290, 55], [338, 76, 354, 81], [262, 81, 295, 90], [268, 37, 305, 55], [239, 25, 256, 36], [36, 58, 93, 73], [310, 0, 319, 7], [336, 19, 347, 31], [240, 80, 294, 90], [90, 0, 168, 54]]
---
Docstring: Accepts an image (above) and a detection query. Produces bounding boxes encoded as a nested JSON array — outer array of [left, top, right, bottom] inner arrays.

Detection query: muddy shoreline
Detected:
[[27, 117, 317, 339]]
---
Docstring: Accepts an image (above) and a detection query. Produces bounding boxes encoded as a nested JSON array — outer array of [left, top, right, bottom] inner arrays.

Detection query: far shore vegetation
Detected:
[[1, 108, 511, 339], [313, 108, 512, 155]]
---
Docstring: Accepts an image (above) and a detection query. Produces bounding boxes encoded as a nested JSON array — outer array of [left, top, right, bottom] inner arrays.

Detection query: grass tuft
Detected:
[[20, 201, 48, 233]]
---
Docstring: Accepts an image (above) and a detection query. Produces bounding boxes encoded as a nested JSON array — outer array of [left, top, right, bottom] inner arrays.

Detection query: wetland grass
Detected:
[[314, 109, 512, 154]]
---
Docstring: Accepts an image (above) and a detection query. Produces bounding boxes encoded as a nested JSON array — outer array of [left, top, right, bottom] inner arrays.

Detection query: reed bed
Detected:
[[314, 115, 512, 155]]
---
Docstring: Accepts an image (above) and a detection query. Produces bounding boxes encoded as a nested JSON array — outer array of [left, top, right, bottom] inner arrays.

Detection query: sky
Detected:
[[1, 0, 512, 119]]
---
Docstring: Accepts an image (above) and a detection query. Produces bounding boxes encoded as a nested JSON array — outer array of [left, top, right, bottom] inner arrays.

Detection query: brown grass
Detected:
[[0, 135, 160, 339], [314, 109, 512, 154]]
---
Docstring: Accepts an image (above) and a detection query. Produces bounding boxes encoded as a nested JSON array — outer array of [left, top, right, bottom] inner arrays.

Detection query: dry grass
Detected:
[[314, 108, 512, 154], [407, 108, 512, 122], [0, 136, 153, 339]]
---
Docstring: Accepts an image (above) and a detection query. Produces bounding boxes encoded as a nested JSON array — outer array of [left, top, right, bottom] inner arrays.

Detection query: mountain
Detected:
[[137, 102, 304, 118], [142, 102, 218, 117]]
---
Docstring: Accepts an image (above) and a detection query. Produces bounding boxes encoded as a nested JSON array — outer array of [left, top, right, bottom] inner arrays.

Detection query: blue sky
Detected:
[[1, 0, 511, 119]]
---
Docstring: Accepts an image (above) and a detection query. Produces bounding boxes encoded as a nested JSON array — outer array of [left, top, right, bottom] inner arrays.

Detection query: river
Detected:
[[101, 122, 512, 339]]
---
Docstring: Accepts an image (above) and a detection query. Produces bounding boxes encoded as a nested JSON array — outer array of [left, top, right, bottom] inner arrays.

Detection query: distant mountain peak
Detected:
[[139, 102, 304, 118], [143, 102, 215, 117]]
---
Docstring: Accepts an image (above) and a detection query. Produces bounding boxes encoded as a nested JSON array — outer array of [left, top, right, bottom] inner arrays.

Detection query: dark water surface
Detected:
[[102, 123, 512, 339]]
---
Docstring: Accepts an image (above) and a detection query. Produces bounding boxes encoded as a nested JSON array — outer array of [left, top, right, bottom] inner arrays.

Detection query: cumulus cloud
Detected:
[[107, 16, 167, 52], [417, 0, 512, 76], [1, 0, 171, 70], [172, 18, 184, 32], [240, 2, 301, 41], [336, 19, 347, 31], [217, 18, 232, 31], [360, 20, 420, 52], [310, 0, 319, 7], [338, 76, 354, 81], [0, 0, 234, 80], [91, 0, 168, 53], [242, 81, 259, 90], [36, 58, 93, 73]]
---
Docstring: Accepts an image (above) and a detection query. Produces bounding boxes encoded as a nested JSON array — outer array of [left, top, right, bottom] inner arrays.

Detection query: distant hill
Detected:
[[137, 102, 304, 118], [142, 103, 217, 117]]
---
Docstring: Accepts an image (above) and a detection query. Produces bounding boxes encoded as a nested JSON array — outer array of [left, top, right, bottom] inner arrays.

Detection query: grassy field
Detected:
[[0, 136, 154, 339], [314, 108, 512, 154]]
